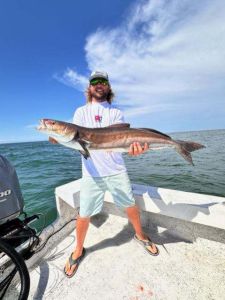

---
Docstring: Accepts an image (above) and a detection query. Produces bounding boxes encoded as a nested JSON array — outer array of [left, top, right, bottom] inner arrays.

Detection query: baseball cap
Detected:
[[89, 71, 109, 82]]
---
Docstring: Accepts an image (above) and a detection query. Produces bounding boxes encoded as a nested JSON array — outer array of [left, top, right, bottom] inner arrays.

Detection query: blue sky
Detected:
[[1, 0, 225, 143]]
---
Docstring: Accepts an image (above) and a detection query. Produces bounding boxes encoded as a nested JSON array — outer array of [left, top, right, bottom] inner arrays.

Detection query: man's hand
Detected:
[[49, 137, 58, 144], [128, 142, 149, 156]]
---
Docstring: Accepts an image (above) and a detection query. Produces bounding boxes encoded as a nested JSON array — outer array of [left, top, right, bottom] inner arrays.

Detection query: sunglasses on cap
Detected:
[[90, 78, 109, 86]]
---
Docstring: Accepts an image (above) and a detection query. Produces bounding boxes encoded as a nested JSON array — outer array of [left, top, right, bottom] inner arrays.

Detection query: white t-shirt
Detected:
[[73, 101, 127, 177]]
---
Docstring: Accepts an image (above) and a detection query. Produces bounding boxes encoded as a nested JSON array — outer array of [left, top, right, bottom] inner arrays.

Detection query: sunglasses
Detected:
[[90, 78, 109, 86]]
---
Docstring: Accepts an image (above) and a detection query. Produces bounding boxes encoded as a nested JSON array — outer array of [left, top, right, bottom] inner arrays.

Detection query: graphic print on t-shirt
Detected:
[[95, 115, 102, 123]]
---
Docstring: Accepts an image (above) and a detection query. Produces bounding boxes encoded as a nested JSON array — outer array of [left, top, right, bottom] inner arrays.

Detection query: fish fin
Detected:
[[175, 140, 205, 152], [139, 128, 171, 139], [73, 131, 91, 159], [77, 140, 90, 159], [106, 123, 130, 128], [79, 150, 90, 159], [174, 140, 205, 166]]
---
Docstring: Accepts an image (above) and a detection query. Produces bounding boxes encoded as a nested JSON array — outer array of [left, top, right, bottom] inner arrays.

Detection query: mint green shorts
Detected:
[[79, 172, 135, 217]]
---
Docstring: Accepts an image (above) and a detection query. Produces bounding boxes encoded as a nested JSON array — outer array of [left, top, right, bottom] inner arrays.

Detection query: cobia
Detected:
[[37, 119, 205, 165]]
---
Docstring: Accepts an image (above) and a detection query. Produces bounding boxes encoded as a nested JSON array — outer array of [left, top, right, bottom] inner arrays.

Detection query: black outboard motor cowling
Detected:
[[0, 155, 24, 225]]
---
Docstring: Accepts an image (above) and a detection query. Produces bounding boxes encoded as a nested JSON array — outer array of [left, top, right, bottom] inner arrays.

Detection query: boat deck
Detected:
[[28, 212, 225, 300]]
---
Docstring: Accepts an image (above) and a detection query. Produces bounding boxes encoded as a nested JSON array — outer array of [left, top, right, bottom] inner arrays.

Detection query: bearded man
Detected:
[[62, 71, 159, 278]]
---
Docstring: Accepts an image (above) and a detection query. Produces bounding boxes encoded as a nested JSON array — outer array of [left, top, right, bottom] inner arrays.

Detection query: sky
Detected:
[[0, 0, 225, 143]]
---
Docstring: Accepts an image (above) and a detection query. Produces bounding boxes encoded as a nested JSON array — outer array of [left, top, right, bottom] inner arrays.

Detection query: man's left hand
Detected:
[[128, 142, 149, 156]]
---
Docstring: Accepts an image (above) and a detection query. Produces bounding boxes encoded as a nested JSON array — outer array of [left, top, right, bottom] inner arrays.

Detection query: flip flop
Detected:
[[134, 234, 159, 256], [64, 248, 86, 278]]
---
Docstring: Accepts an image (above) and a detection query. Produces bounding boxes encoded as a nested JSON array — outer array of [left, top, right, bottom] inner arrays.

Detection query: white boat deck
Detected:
[[25, 180, 225, 299], [28, 213, 225, 300]]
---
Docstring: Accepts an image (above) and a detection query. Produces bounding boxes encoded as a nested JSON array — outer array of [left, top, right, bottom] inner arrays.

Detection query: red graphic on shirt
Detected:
[[95, 115, 102, 122]]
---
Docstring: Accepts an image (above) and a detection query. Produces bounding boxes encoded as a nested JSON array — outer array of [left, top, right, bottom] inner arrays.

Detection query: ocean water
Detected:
[[0, 129, 224, 230]]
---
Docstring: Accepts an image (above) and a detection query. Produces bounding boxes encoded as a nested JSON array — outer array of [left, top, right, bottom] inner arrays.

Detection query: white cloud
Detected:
[[54, 68, 88, 91], [58, 0, 225, 130]]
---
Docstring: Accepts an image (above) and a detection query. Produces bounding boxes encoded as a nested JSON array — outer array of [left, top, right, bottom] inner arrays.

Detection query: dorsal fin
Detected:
[[139, 128, 171, 139], [106, 123, 130, 128]]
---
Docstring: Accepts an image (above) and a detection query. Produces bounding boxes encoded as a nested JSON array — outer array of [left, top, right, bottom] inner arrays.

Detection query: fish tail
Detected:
[[174, 140, 205, 165]]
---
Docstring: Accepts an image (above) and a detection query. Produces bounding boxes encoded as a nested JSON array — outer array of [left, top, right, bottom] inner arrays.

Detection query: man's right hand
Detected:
[[128, 142, 149, 156], [49, 137, 58, 144]]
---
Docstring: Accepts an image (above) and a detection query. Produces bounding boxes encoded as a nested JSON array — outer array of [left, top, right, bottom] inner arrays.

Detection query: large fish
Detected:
[[37, 119, 205, 165]]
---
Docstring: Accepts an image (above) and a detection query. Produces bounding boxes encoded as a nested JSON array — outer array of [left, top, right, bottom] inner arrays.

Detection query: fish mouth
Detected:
[[37, 119, 63, 133], [37, 119, 54, 131], [36, 119, 45, 131]]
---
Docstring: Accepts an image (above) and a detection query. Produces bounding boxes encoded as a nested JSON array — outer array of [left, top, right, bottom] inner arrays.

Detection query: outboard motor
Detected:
[[0, 154, 39, 258], [0, 155, 24, 225], [0, 155, 40, 299]]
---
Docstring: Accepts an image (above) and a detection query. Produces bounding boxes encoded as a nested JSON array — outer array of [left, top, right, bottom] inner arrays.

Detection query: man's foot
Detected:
[[64, 248, 86, 278], [134, 234, 159, 256]]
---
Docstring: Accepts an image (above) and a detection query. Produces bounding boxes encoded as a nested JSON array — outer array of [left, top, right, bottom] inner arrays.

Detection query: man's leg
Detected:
[[126, 205, 158, 254], [108, 173, 158, 254], [64, 216, 90, 276]]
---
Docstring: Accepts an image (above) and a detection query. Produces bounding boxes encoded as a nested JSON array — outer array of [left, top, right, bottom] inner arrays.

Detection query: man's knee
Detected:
[[77, 215, 91, 222]]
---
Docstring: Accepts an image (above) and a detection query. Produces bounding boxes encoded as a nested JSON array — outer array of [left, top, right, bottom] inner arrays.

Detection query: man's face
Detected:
[[89, 78, 110, 101]]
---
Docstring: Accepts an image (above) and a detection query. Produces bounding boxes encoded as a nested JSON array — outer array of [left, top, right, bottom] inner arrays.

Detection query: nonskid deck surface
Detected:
[[28, 213, 225, 300]]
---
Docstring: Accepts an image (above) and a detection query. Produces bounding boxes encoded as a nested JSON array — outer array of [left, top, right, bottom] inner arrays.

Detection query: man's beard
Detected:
[[91, 90, 108, 101]]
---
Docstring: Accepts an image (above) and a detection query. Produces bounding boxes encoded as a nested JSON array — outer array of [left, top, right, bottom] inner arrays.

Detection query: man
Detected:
[[62, 71, 159, 278]]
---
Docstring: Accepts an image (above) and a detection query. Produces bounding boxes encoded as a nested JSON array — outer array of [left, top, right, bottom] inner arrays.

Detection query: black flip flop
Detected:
[[134, 234, 159, 256], [64, 248, 86, 278]]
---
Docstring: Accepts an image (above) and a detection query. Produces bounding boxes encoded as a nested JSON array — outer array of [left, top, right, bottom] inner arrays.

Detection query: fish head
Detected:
[[37, 119, 77, 143]]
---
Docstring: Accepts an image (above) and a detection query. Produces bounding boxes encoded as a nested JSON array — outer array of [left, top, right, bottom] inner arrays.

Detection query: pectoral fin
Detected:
[[79, 150, 90, 159], [78, 140, 90, 160]]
